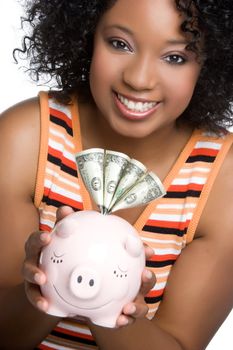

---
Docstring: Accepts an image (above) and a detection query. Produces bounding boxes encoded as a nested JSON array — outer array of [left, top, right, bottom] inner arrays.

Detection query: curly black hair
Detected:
[[15, 0, 233, 133]]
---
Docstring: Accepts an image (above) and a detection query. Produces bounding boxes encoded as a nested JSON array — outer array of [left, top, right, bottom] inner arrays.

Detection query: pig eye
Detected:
[[51, 252, 65, 264], [77, 275, 82, 283], [113, 270, 127, 278], [89, 279, 94, 287]]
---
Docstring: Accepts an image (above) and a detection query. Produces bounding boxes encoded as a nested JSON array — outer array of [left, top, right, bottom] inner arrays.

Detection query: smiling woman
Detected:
[[0, 1, 233, 350]]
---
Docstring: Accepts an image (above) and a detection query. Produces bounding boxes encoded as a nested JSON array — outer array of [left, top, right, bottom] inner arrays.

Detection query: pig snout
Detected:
[[69, 266, 101, 299]]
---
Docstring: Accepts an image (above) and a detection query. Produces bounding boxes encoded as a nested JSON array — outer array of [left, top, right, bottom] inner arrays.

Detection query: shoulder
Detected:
[[0, 96, 41, 198]]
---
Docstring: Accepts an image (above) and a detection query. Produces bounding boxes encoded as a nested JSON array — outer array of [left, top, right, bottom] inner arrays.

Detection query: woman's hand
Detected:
[[116, 244, 156, 327], [22, 206, 74, 312]]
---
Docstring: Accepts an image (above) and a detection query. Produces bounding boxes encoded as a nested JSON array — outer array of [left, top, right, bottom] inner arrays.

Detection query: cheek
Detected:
[[165, 69, 200, 104]]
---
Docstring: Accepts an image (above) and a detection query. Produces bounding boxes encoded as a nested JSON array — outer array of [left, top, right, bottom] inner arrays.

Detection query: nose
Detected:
[[123, 55, 158, 91], [69, 266, 101, 299]]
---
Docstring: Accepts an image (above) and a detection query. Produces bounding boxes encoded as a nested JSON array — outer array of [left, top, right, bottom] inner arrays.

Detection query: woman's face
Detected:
[[89, 0, 201, 139]]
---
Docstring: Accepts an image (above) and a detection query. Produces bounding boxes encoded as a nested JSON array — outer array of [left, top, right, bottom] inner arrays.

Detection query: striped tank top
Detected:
[[35, 91, 233, 349]]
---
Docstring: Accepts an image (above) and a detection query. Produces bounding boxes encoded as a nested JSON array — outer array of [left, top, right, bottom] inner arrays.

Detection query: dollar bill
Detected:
[[108, 158, 147, 211], [75, 148, 104, 211], [103, 150, 130, 213], [110, 171, 166, 213]]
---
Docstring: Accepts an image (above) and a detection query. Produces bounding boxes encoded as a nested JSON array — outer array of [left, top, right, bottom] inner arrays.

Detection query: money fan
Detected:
[[75, 148, 166, 214]]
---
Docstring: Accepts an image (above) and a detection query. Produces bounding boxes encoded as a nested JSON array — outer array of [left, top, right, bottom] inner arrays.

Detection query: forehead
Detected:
[[98, 0, 185, 40]]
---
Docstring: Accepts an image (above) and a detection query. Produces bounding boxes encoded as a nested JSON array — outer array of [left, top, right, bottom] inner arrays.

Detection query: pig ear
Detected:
[[125, 235, 143, 257], [54, 219, 76, 238]]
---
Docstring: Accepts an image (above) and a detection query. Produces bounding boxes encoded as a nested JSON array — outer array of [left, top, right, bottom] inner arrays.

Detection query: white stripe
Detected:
[[142, 236, 183, 246], [152, 281, 166, 291], [48, 139, 75, 162], [150, 212, 193, 222], [46, 168, 80, 190], [157, 203, 196, 209], [50, 100, 72, 119], [172, 176, 206, 185], [147, 306, 159, 319], [40, 218, 55, 228], [58, 321, 92, 335], [50, 127, 74, 149], [179, 167, 210, 174], [156, 271, 170, 278], [195, 141, 221, 150], [44, 180, 82, 202], [41, 340, 68, 350], [40, 209, 56, 217], [154, 247, 181, 255]]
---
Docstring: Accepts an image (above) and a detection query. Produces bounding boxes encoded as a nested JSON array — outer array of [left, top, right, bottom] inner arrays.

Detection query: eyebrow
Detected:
[[103, 24, 134, 36], [103, 25, 188, 46], [166, 39, 188, 46]]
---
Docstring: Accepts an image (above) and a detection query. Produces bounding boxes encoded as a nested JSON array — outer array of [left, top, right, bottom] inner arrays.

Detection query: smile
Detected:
[[53, 284, 111, 310], [114, 92, 160, 120], [117, 93, 157, 113]]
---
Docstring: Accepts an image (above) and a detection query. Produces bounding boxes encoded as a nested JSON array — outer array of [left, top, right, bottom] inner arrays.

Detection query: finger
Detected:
[[22, 259, 46, 285], [24, 281, 48, 312], [56, 206, 74, 222], [122, 301, 149, 319], [139, 269, 156, 296], [143, 243, 154, 259], [116, 314, 131, 327], [25, 231, 51, 261]]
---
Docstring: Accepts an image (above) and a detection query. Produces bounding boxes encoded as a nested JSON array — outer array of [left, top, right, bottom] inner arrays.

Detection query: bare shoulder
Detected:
[[0, 97, 40, 198], [0, 97, 41, 286]]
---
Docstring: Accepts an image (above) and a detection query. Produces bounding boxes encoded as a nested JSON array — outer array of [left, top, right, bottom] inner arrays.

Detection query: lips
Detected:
[[114, 92, 160, 120]]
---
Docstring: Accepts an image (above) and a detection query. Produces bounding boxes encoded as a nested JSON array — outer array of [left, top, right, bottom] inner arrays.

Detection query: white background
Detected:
[[0, 1, 232, 348]]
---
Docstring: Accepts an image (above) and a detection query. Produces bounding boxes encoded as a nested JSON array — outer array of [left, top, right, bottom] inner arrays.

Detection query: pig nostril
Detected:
[[89, 279, 94, 287], [77, 275, 83, 283]]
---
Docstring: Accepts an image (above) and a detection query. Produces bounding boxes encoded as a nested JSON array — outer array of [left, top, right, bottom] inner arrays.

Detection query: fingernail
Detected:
[[34, 273, 43, 285], [127, 304, 136, 314], [40, 233, 49, 242], [120, 316, 129, 326], [145, 270, 153, 279], [37, 300, 46, 312]]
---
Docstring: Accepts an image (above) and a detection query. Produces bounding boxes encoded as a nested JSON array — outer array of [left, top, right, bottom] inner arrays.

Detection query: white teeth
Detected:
[[117, 94, 157, 112]]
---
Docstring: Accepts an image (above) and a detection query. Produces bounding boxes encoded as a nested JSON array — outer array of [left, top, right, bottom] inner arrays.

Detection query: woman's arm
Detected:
[[89, 145, 233, 350], [0, 99, 60, 348]]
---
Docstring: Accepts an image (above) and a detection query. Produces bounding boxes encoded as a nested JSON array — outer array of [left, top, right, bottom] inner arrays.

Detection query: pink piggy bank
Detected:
[[39, 210, 145, 327]]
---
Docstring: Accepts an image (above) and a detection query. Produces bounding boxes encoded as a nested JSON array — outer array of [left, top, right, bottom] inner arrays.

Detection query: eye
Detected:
[[164, 54, 186, 65], [109, 38, 132, 52], [50, 252, 65, 264]]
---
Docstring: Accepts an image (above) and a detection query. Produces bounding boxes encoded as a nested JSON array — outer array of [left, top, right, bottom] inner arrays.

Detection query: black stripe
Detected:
[[143, 225, 187, 237], [186, 155, 215, 163], [42, 196, 82, 211], [48, 154, 78, 177], [145, 295, 163, 304], [51, 330, 96, 346], [164, 190, 201, 198], [146, 259, 176, 268], [50, 115, 73, 136]]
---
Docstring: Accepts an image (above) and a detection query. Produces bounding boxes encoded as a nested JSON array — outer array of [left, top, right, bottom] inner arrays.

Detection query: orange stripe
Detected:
[[147, 288, 164, 298], [37, 344, 54, 350], [54, 326, 94, 340], [50, 107, 72, 129], [168, 183, 203, 192], [43, 188, 84, 209], [48, 146, 77, 170], [190, 147, 218, 157], [39, 223, 53, 232], [150, 254, 178, 262]]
